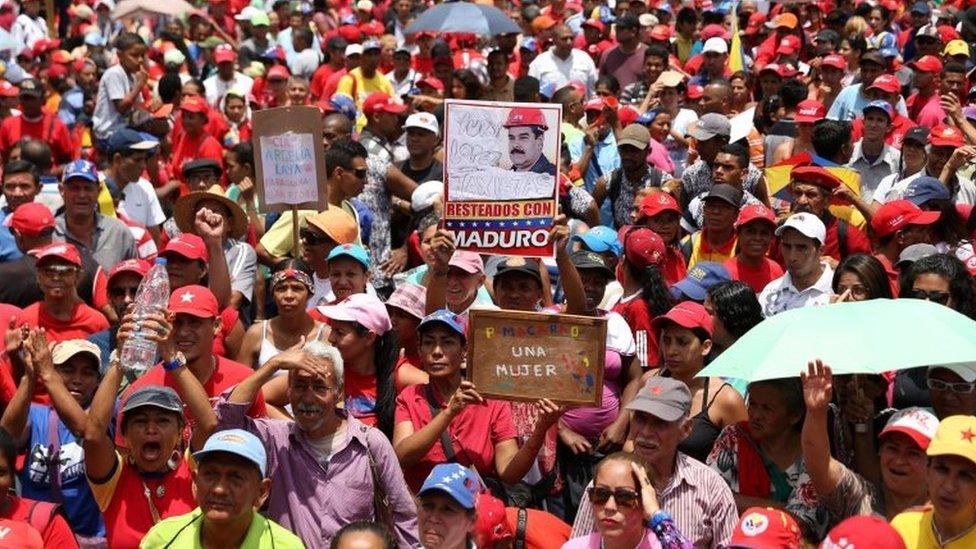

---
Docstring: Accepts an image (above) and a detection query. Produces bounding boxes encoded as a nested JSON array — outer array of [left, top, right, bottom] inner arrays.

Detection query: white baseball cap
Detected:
[[880, 407, 939, 450], [404, 112, 440, 136], [928, 362, 976, 383], [775, 212, 826, 245], [702, 37, 729, 55], [345, 44, 364, 57]]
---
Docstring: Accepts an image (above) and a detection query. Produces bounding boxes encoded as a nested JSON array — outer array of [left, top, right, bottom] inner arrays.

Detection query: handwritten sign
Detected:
[[467, 309, 606, 405], [444, 100, 562, 257], [252, 106, 329, 213]]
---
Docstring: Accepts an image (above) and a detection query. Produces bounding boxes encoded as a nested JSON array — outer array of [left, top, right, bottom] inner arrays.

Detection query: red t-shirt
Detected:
[[662, 245, 688, 286], [344, 367, 379, 427], [0, 113, 75, 164], [15, 302, 109, 342], [395, 383, 517, 492], [875, 253, 900, 297], [311, 64, 340, 99], [117, 355, 267, 446], [169, 130, 224, 195], [503, 507, 571, 549], [850, 114, 917, 150], [91, 455, 195, 549], [612, 294, 658, 369], [0, 496, 78, 548], [724, 256, 785, 294], [321, 68, 349, 101]]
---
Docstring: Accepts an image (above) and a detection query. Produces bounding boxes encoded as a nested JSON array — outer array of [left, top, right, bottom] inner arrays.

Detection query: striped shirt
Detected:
[[571, 452, 737, 549]]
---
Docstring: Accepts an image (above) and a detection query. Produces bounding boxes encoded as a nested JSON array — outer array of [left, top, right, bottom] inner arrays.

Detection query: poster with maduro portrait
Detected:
[[443, 99, 563, 257]]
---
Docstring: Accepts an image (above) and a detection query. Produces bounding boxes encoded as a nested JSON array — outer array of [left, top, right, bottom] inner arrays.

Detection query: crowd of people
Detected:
[[2, 0, 976, 547]]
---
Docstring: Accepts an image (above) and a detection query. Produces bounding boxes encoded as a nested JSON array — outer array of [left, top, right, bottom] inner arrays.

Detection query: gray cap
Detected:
[[626, 378, 691, 421], [896, 243, 938, 268], [704, 184, 743, 207], [689, 113, 731, 141], [122, 385, 183, 415]]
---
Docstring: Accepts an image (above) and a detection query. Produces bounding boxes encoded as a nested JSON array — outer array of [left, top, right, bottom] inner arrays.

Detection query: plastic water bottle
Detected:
[[120, 257, 170, 377]]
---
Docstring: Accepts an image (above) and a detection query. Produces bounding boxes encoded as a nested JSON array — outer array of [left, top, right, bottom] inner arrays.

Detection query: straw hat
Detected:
[[173, 185, 248, 240]]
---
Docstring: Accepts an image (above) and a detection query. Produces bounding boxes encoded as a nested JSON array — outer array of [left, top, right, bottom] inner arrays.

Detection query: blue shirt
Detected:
[[568, 131, 621, 193], [827, 83, 908, 122], [0, 208, 22, 262], [20, 403, 109, 537]]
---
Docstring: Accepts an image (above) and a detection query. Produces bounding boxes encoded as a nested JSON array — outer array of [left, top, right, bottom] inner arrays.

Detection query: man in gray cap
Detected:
[[571, 378, 737, 547], [679, 111, 766, 210], [594, 123, 669, 227]]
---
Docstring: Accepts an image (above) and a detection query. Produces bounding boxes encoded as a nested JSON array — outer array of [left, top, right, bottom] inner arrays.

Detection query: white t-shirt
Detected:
[[118, 178, 166, 228], [759, 263, 835, 317], [203, 72, 255, 108]]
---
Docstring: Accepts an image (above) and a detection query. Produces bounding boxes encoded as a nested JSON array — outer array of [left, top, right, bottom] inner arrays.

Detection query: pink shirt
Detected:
[[646, 138, 675, 174]]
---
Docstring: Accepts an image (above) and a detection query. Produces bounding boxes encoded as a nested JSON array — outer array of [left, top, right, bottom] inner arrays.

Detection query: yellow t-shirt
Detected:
[[891, 509, 976, 549], [336, 67, 394, 131]]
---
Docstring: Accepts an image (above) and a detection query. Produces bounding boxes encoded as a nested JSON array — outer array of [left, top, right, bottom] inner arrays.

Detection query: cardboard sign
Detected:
[[252, 106, 329, 213], [443, 99, 562, 257], [467, 309, 606, 405]]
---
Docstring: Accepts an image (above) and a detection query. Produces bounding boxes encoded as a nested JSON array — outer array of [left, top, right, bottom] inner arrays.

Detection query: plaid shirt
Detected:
[[620, 80, 651, 106]]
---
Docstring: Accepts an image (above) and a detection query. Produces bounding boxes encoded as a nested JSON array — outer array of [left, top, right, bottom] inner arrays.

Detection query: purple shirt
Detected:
[[216, 393, 420, 548]]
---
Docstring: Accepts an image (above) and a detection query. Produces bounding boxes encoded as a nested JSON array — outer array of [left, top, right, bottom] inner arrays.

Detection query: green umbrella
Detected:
[[698, 299, 976, 382]]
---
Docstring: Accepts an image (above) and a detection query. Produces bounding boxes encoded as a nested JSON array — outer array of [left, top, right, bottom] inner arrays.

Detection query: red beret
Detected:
[[790, 166, 843, 190]]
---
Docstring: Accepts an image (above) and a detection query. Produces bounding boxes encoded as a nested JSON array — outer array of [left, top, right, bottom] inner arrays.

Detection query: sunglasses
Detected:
[[39, 264, 78, 277], [586, 486, 641, 508], [927, 378, 976, 394], [908, 289, 951, 305], [349, 167, 368, 179], [299, 228, 332, 246]]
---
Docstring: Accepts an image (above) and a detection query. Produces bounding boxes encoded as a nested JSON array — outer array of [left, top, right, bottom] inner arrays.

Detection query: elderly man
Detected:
[[504, 107, 557, 175], [140, 429, 303, 548], [787, 166, 871, 263], [571, 377, 737, 548], [54, 159, 137, 272], [760, 213, 835, 316], [528, 24, 598, 93], [203, 341, 420, 548]]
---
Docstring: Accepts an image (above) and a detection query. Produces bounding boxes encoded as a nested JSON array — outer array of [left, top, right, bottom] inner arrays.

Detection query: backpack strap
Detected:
[[514, 507, 528, 549], [424, 384, 457, 461], [26, 499, 58, 537], [46, 407, 62, 502]]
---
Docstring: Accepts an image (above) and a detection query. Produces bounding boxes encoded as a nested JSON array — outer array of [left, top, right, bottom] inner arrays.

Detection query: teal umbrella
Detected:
[[698, 299, 976, 382]]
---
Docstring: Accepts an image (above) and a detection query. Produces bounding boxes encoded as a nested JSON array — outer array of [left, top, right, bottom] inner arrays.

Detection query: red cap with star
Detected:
[[169, 285, 219, 318], [927, 415, 976, 466], [30, 243, 82, 267]]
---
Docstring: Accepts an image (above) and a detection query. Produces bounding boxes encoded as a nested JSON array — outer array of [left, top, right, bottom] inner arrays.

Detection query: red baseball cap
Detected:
[[337, 24, 362, 42], [360, 21, 384, 36], [910, 55, 943, 74], [776, 35, 801, 56], [163, 233, 209, 262], [581, 19, 604, 32], [744, 12, 767, 35], [9, 203, 54, 236], [45, 63, 68, 80], [619, 226, 666, 269], [700, 24, 729, 41], [618, 106, 640, 127], [417, 76, 444, 92], [821, 516, 907, 549], [504, 106, 549, 128], [728, 507, 802, 549], [650, 24, 671, 41], [735, 204, 777, 229], [362, 92, 407, 116], [584, 97, 605, 112], [179, 95, 208, 114], [213, 44, 236, 64], [638, 191, 681, 219], [686, 84, 704, 100], [871, 199, 941, 238], [790, 165, 843, 191], [937, 24, 960, 44], [30, 243, 82, 267], [107, 259, 152, 286], [651, 301, 713, 337], [266, 64, 290, 81], [930, 123, 966, 147], [794, 99, 826, 123], [868, 74, 901, 94], [169, 285, 219, 318], [0, 80, 18, 97], [473, 494, 513, 546], [821, 54, 847, 70], [759, 63, 786, 78]]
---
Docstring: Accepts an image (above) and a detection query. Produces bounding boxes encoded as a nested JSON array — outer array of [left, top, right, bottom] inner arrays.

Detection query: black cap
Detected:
[[181, 158, 223, 178], [903, 126, 929, 146], [704, 184, 743, 207], [494, 257, 543, 287], [616, 14, 640, 29], [570, 250, 614, 279], [815, 29, 840, 44], [327, 36, 348, 51], [18, 78, 43, 98], [861, 50, 886, 67]]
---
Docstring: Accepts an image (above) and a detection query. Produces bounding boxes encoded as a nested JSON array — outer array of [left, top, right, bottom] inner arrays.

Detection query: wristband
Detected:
[[163, 352, 186, 372], [646, 509, 670, 530]]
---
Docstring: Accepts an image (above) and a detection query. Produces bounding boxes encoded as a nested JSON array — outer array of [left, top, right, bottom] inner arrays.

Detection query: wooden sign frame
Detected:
[[252, 106, 329, 214], [466, 309, 607, 406]]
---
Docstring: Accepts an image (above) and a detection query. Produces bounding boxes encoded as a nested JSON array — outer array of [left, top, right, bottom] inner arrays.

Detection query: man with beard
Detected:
[[571, 378, 737, 547], [504, 107, 557, 175], [483, 48, 515, 101], [593, 124, 668, 228], [787, 166, 871, 263]]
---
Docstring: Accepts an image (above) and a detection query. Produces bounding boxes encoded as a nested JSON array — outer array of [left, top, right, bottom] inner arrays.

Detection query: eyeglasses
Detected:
[[586, 486, 641, 509], [927, 378, 976, 394], [109, 286, 139, 298], [39, 265, 78, 278], [185, 172, 218, 183], [835, 284, 869, 299], [299, 228, 332, 246], [908, 289, 951, 305]]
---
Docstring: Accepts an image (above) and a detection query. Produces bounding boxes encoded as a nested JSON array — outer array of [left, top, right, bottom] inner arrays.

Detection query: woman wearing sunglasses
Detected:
[[562, 452, 690, 549], [899, 253, 976, 318]]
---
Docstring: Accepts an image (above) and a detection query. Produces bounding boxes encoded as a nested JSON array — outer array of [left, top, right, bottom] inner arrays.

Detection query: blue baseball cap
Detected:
[[571, 225, 623, 257], [520, 37, 538, 51], [672, 262, 731, 302], [418, 309, 466, 340], [418, 463, 482, 509], [62, 159, 98, 184], [911, 1, 931, 14], [862, 99, 893, 121], [194, 429, 268, 477], [107, 127, 159, 155], [327, 243, 370, 269], [904, 176, 951, 205], [328, 94, 358, 121], [539, 78, 557, 99]]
